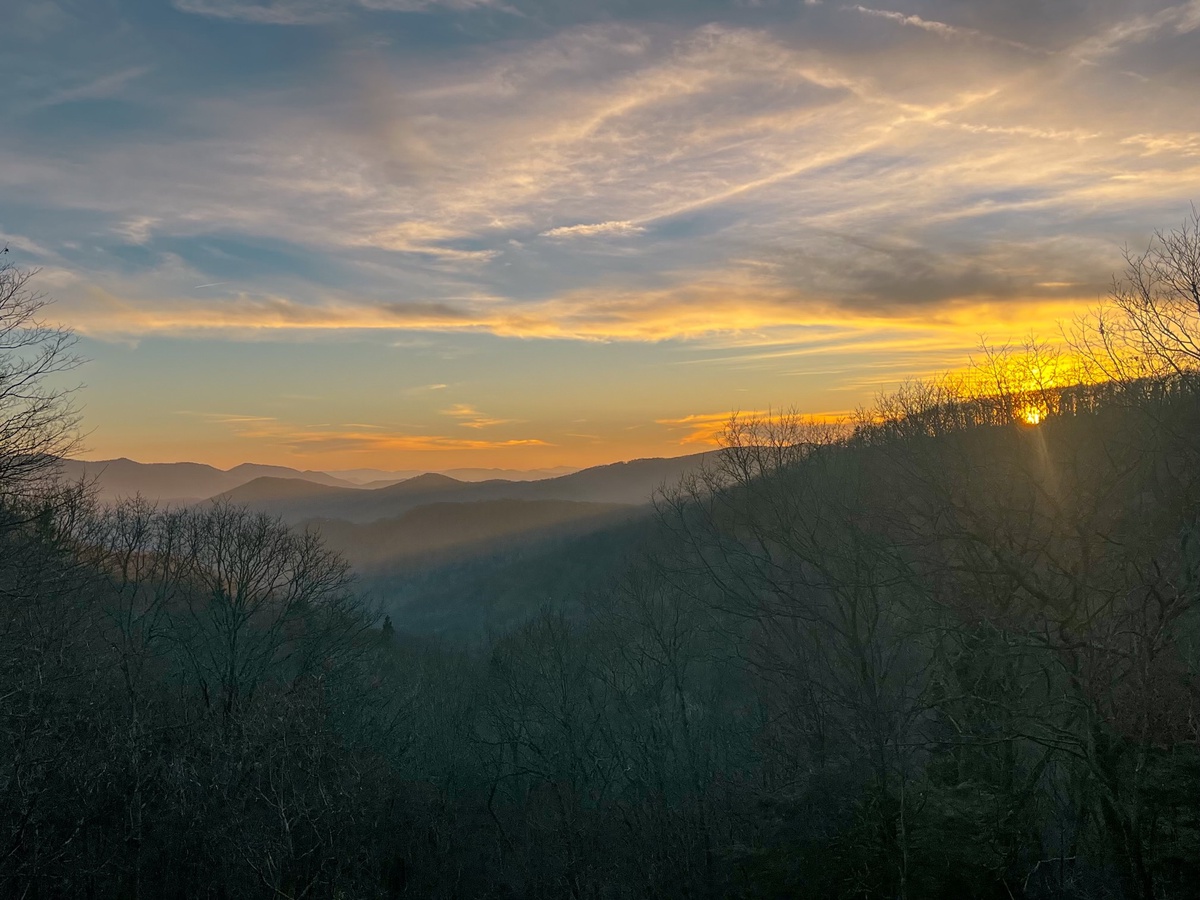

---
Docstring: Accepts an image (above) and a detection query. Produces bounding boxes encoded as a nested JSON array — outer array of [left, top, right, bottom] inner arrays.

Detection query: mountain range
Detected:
[[219, 452, 715, 524], [329, 466, 579, 486], [53, 452, 714, 634], [53, 458, 357, 504], [52, 452, 714, 518]]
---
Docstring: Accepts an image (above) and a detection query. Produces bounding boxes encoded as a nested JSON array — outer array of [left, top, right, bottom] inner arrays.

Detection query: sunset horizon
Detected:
[[6, 0, 1200, 470]]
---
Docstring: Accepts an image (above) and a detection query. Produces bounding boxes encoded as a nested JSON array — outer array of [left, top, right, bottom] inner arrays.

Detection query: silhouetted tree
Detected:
[[1073, 206, 1200, 380], [0, 261, 81, 500]]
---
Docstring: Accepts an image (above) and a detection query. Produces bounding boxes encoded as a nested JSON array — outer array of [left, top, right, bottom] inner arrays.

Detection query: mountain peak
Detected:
[[385, 472, 467, 491]]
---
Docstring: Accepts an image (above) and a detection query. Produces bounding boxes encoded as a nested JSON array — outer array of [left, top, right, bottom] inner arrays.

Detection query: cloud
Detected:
[[1071, 0, 1200, 63], [848, 5, 1042, 53], [206, 413, 280, 426], [541, 221, 646, 239], [656, 408, 848, 445], [281, 432, 549, 453], [172, 0, 502, 24], [8, 1, 1200, 474], [199, 411, 548, 455], [29, 66, 152, 110], [1122, 132, 1200, 156], [353, 222, 501, 261], [117, 217, 159, 246], [0, 230, 56, 259], [656, 410, 767, 445], [14, 15, 1196, 325], [440, 403, 516, 428], [64, 250, 1106, 347]]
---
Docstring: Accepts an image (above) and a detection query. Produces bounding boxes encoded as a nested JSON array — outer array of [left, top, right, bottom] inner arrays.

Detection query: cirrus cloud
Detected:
[[172, 0, 503, 25], [8, 0, 1200, 469], [540, 221, 647, 239]]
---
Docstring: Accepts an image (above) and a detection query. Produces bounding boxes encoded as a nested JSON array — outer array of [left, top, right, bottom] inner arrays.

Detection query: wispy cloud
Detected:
[[541, 221, 646, 239], [848, 5, 1042, 53], [1121, 132, 1200, 156], [29, 66, 152, 110], [65, 256, 1104, 345], [282, 431, 549, 454], [8, 0, 1200, 468], [0, 230, 56, 258], [1071, 0, 1200, 63], [199, 410, 548, 455], [440, 403, 516, 428], [183, 412, 282, 427], [17, 17, 1195, 321], [172, 0, 503, 25], [656, 410, 767, 445], [117, 217, 159, 246]]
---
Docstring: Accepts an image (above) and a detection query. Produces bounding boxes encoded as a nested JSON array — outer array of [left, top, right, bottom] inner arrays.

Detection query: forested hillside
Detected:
[[2, 219, 1200, 900]]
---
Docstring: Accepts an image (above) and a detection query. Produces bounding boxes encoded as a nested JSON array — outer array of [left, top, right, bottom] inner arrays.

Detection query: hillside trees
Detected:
[[655, 413, 941, 898], [73, 498, 391, 898], [640, 305, 1200, 897], [169, 499, 368, 724], [0, 261, 98, 896], [0, 266, 405, 898], [879, 374, 1200, 898], [0, 485, 112, 896], [0, 492, 396, 898]]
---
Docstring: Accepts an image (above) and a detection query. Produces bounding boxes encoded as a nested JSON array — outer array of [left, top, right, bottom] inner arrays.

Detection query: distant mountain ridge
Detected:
[[331, 465, 579, 486], [219, 452, 716, 524], [52, 453, 714, 510], [53, 458, 358, 503]]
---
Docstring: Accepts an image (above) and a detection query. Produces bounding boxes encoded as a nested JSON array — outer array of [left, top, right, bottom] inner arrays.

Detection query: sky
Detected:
[[3, 0, 1199, 471]]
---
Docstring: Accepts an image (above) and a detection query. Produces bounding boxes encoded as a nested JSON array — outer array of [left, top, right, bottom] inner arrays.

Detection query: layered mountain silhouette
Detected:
[[53, 458, 358, 504], [52, 457, 638, 506], [331, 466, 579, 486], [219, 452, 716, 524]]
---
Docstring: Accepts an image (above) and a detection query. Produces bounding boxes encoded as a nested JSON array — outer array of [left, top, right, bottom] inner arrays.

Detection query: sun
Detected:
[[1020, 404, 1044, 426]]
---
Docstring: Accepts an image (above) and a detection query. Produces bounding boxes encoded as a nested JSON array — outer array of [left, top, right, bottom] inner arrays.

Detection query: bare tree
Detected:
[[169, 499, 370, 728], [655, 411, 936, 899], [1072, 206, 1200, 380], [0, 262, 82, 500]]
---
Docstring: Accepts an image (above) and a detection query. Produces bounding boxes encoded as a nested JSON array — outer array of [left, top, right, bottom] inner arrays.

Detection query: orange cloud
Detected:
[[440, 403, 517, 429], [657, 409, 852, 446], [70, 275, 1097, 346], [656, 411, 761, 446], [191, 412, 549, 456]]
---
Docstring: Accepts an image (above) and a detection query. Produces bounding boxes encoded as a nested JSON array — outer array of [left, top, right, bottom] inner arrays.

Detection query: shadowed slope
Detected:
[[309, 498, 637, 569]]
